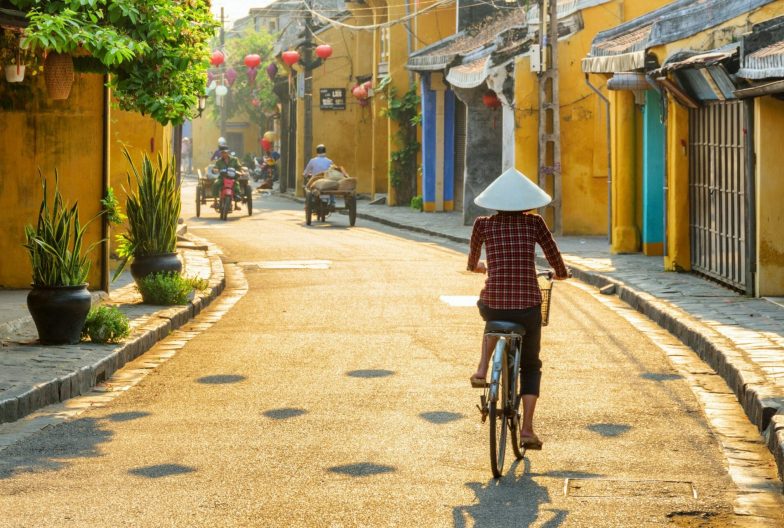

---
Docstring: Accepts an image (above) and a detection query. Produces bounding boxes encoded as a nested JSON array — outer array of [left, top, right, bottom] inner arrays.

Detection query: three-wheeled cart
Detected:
[[195, 166, 253, 218], [304, 188, 357, 226]]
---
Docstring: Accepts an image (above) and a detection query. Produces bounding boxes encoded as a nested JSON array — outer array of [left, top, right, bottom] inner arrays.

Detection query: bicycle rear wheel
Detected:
[[509, 342, 524, 460], [489, 339, 508, 478]]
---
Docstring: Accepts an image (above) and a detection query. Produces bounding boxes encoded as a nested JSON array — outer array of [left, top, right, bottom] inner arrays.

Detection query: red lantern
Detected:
[[210, 50, 225, 66], [482, 90, 501, 109], [352, 84, 368, 100], [261, 137, 273, 151], [281, 50, 300, 67], [315, 44, 333, 60], [251, 98, 260, 107], [244, 54, 261, 68]]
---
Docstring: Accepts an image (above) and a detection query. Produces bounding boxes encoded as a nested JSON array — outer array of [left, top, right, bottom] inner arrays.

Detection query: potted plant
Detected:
[[1, 28, 33, 83], [115, 149, 182, 284], [24, 173, 103, 345]]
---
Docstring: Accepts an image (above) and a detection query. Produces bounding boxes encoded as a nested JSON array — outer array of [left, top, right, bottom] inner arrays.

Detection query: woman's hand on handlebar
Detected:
[[554, 268, 572, 280], [472, 261, 487, 274]]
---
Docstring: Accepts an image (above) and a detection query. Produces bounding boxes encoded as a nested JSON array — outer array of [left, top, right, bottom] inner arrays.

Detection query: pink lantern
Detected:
[[247, 66, 258, 84], [207, 71, 214, 83], [266, 62, 278, 80], [244, 54, 262, 68], [210, 50, 225, 66], [281, 50, 300, 67], [251, 98, 260, 107], [225, 67, 237, 86], [315, 44, 333, 60], [352, 84, 368, 100]]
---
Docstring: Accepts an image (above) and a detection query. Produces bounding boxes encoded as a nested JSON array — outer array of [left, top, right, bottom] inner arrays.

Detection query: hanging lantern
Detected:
[[261, 137, 273, 151], [352, 84, 368, 100], [247, 66, 258, 85], [482, 90, 501, 109], [215, 84, 228, 96], [206, 80, 217, 94], [207, 71, 215, 83], [225, 67, 237, 87], [263, 131, 277, 142], [281, 50, 300, 67], [266, 62, 278, 80], [315, 44, 333, 60], [244, 54, 262, 69], [210, 50, 225, 66], [251, 98, 260, 107]]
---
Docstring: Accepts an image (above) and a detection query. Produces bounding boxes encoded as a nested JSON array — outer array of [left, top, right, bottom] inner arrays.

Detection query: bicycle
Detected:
[[477, 270, 554, 478]]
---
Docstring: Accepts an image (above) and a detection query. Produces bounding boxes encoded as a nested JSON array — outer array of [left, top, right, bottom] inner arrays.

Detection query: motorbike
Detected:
[[211, 167, 252, 220]]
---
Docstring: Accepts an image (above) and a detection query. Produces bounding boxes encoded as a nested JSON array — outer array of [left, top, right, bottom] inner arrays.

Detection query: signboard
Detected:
[[319, 88, 346, 110]]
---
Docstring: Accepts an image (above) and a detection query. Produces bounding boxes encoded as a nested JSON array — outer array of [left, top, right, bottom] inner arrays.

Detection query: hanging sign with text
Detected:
[[319, 88, 346, 110]]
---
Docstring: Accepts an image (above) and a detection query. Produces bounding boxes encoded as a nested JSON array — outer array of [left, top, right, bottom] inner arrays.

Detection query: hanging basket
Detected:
[[44, 52, 74, 100], [4, 64, 25, 83]]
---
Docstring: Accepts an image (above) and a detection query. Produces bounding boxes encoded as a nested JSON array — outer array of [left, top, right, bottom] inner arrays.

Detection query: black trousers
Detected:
[[477, 301, 543, 397]]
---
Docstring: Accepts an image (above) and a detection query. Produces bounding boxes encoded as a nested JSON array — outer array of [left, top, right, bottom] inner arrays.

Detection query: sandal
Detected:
[[520, 432, 543, 450], [470, 375, 488, 388]]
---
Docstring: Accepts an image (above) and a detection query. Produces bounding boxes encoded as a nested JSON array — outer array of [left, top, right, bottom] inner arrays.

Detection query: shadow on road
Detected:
[[419, 411, 464, 424], [0, 417, 112, 480], [328, 462, 396, 477], [586, 423, 631, 437], [196, 375, 247, 384], [346, 369, 395, 378], [452, 459, 604, 527], [263, 408, 307, 420], [105, 411, 152, 422], [129, 463, 196, 478]]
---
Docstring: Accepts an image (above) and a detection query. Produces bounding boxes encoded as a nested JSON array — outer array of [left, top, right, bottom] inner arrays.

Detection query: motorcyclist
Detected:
[[210, 137, 228, 161], [212, 146, 243, 210]]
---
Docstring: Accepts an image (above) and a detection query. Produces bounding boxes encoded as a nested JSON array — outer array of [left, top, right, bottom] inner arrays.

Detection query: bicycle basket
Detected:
[[538, 275, 554, 326]]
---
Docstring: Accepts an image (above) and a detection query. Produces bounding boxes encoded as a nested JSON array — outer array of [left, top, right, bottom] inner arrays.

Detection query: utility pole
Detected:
[[220, 7, 227, 140], [537, 0, 562, 235], [303, 0, 313, 165]]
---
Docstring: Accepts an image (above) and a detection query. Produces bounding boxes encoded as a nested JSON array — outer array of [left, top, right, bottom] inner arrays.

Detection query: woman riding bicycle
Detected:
[[466, 168, 570, 451]]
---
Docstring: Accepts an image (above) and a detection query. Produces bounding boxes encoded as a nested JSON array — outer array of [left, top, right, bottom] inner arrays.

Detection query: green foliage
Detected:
[[382, 86, 421, 205], [23, 172, 103, 287], [11, 0, 218, 125], [0, 27, 38, 66], [101, 187, 125, 226], [410, 195, 423, 211], [114, 149, 181, 280], [137, 272, 207, 305], [81, 305, 130, 343], [208, 28, 277, 125]]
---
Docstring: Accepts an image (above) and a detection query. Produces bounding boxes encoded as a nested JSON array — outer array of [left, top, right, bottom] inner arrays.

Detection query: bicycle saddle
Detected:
[[485, 320, 526, 335]]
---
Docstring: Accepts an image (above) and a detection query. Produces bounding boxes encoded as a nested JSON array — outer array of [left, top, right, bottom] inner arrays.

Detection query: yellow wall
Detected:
[[754, 96, 784, 296], [0, 72, 106, 289], [191, 113, 261, 176], [108, 107, 171, 257], [514, 0, 671, 236], [664, 94, 690, 272]]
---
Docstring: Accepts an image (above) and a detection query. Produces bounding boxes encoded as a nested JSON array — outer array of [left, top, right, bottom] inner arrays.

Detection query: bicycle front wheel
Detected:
[[489, 339, 508, 478]]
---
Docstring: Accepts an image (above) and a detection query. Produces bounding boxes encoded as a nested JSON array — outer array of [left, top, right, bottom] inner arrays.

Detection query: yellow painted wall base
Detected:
[[643, 242, 664, 256], [444, 200, 454, 212], [612, 226, 641, 254], [423, 201, 436, 212]]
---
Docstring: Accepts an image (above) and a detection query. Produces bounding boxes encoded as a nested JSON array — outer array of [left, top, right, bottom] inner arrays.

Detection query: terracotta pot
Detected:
[[44, 52, 74, 100], [4, 64, 25, 83], [27, 284, 91, 345]]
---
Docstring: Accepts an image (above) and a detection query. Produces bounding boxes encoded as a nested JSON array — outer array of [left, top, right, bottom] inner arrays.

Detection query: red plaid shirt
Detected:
[[467, 212, 568, 310]]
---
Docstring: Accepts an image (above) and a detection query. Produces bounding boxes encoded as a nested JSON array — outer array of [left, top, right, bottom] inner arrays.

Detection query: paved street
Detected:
[[0, 187, 782, 526]]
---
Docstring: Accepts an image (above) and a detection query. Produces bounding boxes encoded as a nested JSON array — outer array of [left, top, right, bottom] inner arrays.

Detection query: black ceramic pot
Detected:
[[129, 252, 182, 282], [27, 284, 91, 345]]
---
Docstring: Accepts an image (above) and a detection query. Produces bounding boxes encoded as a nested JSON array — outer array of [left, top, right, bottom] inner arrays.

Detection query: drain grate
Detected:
[[565, 478, 697, 499], [439, 295, 479, 307], [238, 260, 331, 270]]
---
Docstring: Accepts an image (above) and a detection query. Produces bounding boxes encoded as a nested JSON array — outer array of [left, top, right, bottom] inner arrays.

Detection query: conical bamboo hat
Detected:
[[474, 167, 552, 211]]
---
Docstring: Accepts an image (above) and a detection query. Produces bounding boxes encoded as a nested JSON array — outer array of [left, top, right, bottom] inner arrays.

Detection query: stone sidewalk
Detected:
[[346, 199, 784, 483], [0, 232, 225, 426]]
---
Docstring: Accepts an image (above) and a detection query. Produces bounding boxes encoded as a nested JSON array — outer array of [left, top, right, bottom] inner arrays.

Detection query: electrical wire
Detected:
[[303, 0, 455, 31]]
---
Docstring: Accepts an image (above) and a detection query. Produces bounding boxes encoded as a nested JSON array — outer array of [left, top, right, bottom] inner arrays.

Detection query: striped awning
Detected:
[[738, 41, 784, 79], [445, 56, 491, 89]]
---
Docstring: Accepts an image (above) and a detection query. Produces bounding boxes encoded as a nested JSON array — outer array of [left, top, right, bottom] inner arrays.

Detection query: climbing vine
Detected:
[[383, 86, 421, 206]]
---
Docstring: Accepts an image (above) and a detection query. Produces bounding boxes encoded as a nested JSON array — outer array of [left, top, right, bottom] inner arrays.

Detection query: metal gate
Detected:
[[688, 100, 755, 293]]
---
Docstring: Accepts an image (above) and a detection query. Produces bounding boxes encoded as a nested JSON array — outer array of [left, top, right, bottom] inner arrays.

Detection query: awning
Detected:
[[445, 56, 491, 89], [582, 0, 777, 74], [738, 41, 784, 79]]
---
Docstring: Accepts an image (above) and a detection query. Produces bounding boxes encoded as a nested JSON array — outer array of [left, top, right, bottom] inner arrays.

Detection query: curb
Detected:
[[355, 210, 784, 483], [0, 231, 226, 425]]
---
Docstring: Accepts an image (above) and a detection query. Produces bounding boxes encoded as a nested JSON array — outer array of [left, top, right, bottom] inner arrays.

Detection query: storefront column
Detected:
[[664, 94, 691, 271], [610, 90, 640, 253]]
